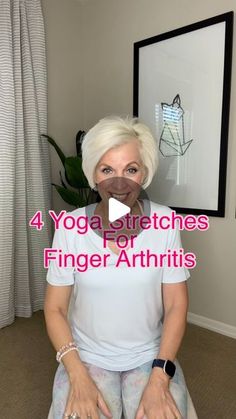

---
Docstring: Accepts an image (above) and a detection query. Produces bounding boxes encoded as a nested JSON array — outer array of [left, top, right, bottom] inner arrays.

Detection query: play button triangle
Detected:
[[108, 197, 130, 222]]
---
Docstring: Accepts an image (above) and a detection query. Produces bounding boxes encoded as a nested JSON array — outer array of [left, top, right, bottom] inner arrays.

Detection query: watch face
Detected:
[[164, 360, 176, 378]]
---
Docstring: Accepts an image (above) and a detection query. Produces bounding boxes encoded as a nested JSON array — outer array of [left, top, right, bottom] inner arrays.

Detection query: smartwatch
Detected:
[[152, 359, 176, 378]]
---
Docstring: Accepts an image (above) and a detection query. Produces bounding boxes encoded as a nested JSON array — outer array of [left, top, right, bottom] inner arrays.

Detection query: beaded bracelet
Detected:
[[58, 346, 79, 363], [56, 341, 77, 363]]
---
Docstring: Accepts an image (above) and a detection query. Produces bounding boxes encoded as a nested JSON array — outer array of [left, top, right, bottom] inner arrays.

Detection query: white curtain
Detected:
[[0, 0, 51, 328]]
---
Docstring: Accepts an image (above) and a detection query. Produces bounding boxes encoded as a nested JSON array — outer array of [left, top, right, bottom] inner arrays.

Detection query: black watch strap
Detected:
[[152, 358, 176, 378]]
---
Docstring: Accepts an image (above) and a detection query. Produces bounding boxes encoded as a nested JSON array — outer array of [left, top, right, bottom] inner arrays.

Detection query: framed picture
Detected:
[[133, 12, 233, 217]]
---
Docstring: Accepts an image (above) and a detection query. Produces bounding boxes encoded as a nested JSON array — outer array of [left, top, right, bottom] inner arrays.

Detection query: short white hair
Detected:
[[82, 115, 158, 189]]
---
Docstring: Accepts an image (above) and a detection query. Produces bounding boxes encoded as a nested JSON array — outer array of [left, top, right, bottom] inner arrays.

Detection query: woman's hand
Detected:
[[64, 365, 113, 419], [135, 372, 182, 419]]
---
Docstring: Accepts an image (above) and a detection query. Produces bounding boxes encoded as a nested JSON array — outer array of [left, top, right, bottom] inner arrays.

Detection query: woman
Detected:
[[44, 116, 190, 419]]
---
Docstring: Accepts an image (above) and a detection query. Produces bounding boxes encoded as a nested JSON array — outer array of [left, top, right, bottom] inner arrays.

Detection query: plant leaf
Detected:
[[41, 134, 66, 166], [65, 156, 89, 188], [52, 184, 86, 207]]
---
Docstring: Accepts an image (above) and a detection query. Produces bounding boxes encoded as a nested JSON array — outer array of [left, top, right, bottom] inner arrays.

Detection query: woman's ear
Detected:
[[92, 172, 97, 188]]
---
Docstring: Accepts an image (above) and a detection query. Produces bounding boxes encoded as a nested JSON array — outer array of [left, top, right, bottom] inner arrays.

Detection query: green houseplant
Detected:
[[42, 131, 98, 208]]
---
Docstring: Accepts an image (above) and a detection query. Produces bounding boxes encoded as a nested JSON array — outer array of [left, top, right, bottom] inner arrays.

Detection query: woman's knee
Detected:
[[81, 362, 123, 419], [121, 362, 152, 419]]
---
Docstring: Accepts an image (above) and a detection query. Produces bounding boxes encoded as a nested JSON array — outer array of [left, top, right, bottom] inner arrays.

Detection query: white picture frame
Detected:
[[133, 12, 233, 217]]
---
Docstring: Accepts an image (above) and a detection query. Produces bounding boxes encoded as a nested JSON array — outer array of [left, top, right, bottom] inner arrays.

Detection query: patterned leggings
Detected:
[[52, 359, 187, 419]]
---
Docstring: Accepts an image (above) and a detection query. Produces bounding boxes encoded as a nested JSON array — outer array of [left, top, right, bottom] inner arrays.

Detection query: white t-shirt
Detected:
[[46, 201, 190, 371]]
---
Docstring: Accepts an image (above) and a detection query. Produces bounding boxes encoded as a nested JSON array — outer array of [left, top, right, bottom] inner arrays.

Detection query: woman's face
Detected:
[[94, 140, 146, 207]]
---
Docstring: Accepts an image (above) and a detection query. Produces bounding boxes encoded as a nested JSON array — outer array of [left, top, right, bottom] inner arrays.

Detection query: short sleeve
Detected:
[[46, 222, 75, 286], [162, 225, 190, 284]]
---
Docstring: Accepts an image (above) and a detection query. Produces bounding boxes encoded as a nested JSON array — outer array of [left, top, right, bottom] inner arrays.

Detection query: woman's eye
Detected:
[[102, 167, 112, 174], [127, 167, 138, 174]]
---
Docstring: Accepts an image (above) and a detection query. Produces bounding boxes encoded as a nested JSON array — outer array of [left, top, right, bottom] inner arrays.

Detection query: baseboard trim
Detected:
[[187, 312, 236, 339]]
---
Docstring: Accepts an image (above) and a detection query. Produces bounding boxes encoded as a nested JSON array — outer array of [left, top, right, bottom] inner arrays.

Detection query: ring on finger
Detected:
[[70, 413, 80, 419]]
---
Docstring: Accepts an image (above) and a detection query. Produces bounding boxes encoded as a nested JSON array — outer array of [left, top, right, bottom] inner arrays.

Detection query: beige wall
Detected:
[[43, 0, 236, 328]]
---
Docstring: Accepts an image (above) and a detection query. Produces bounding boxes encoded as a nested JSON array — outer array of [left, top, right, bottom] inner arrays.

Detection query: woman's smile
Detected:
[[110, 193, 129, 202]]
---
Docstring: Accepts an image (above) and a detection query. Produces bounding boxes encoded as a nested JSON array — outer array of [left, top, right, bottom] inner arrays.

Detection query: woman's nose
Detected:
[[110, 176, 130, 192]]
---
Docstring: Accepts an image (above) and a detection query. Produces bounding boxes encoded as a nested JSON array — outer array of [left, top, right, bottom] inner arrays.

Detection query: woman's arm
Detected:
[[44, 283, 88, 379], [150, 281, 189, 383], [44, 283, 113, 418]]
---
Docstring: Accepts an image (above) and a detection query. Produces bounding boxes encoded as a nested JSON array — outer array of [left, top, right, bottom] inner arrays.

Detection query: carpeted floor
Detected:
[[0, 310, 235, 419]]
